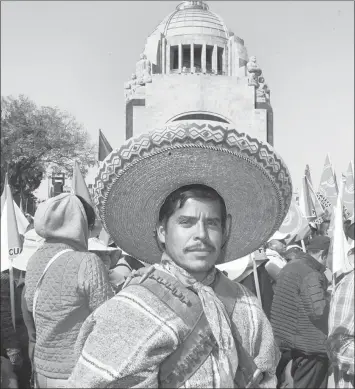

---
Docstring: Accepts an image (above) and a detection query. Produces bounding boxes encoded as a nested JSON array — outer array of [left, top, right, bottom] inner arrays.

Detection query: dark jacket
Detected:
[[240, 262, 274, 319], [270, 252, 329, 356]]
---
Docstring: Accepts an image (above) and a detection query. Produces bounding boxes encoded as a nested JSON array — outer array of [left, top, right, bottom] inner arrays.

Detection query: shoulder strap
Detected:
[[135, 269, 263, 388], [158, 270, 262, 388], [133, 270, 212, 388], [32, 249, 73, 324], [214, 273, 263, 388]]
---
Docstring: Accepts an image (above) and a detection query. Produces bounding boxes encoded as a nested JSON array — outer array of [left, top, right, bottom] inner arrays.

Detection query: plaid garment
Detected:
[[327, 269, 354, 388], [67, 265, 279, 388]]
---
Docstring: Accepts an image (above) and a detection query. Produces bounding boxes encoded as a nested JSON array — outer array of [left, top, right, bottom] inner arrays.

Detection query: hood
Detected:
[[34, 193, 89, 251]]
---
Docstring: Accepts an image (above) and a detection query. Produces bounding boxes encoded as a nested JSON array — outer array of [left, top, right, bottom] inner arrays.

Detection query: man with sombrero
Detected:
[[67, 123, 293, 388]]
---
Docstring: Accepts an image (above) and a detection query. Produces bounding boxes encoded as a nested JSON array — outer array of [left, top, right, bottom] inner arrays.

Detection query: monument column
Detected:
[[222, 45, 227, 75], [212, 44, 217, 73], [191, 43, 194, 73], [227, 38, 231, 76], [178, 43, 182, 72], [202, 43, 206, 73], [166, 43, 170, 74], [162, 38, 166, 74]]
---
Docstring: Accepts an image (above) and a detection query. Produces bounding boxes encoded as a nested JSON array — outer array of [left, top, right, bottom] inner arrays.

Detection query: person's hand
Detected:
[[1, 356, 19, 388], [6, 348, 23, 369]]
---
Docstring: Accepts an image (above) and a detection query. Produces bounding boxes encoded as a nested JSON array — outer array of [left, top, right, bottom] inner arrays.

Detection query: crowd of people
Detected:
[[1, 124, 354, 389]]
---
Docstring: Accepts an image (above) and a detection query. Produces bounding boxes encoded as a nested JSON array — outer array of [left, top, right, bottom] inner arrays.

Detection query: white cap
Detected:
[[267, 231, 291, 242]]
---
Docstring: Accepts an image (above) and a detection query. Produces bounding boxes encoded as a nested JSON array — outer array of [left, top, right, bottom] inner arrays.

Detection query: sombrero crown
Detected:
[[94, 123, 292, 264]]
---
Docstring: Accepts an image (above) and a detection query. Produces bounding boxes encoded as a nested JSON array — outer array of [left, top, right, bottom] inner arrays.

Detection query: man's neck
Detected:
[[191, 271, 209, 282]]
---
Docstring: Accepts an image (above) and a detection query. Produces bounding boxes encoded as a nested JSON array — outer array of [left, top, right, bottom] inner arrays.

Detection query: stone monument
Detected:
[[124, 0, 273, 145]]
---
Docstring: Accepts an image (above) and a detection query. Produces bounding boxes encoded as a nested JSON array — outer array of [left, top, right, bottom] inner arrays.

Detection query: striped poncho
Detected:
[[67, 267, 279, 388]]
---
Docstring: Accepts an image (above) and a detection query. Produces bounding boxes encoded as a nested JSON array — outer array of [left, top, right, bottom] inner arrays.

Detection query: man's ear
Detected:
[[156, 222, 167, 245], [222, 214, 232, 248]]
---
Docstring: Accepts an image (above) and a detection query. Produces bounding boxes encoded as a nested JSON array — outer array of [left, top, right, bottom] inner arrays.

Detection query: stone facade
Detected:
[[125, 0, 273, 145]]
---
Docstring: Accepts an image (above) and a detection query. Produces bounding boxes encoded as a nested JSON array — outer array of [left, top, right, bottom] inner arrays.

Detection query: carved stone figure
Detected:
[[262, 83, 270, 102], [247, 56, 262, 87], [136, 53, 152, 85], [124, 73, 137, 89], [256, 76, 271, 103], [124, 73, 138, 101]]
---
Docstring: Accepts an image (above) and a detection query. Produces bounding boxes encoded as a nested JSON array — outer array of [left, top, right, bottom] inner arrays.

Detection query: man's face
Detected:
[[89, 220, 103, 239], [269, 239, 286, 254], [158, 198, 226, 276], [319, 221, 330, 236]]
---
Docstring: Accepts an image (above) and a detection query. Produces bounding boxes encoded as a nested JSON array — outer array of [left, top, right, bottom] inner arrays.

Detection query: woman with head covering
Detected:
[[21, 194, 114, 388]]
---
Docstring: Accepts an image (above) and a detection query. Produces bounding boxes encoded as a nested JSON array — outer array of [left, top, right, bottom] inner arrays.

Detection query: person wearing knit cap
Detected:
[[67, 124, 293, 388], [284, 244, 303, 262], [271, 235, 331, 388], [264, 233, 289, 283]]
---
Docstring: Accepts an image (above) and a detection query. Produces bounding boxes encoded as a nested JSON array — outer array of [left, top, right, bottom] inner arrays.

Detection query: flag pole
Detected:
[[251, 254, 262, 305], [301, 239, 307, 253], [9, 260, 16, 330], [97, 129, 101, 167]]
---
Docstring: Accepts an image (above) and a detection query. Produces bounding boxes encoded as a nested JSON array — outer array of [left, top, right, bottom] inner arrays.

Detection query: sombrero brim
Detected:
[[94, 123, 292, 264], [88, 237, 121, 252]]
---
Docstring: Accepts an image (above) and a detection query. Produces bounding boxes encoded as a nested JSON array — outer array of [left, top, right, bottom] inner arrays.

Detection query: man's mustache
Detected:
[[184, 244, 215, 253]]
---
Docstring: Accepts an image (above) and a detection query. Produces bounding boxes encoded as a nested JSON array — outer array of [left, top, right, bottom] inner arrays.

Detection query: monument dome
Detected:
[[152, 1, 229, 40], [124, 0, 273, 146]]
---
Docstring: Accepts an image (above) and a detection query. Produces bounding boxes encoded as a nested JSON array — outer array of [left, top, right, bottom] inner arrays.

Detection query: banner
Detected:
[[99, 129, 113, 162], [1, 185, 24, 329], [97, 130, 114, 243], [328, 181, 352, 276], [1, 174, 29, 234], [305, 164, 313, 187], [72, 161, 94, 208], [299, 176, 324, 221], [318, 154, 339, 208], [343, 161, 354, 222], [279, 197, 310, 241]]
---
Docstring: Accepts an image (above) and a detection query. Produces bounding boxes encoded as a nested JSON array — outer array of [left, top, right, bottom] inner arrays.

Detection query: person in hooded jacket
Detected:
[[21, 193, 114, 388]]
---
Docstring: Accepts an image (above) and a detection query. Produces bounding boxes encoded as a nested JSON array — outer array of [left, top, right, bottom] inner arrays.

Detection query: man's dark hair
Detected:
[[158, 184, 227, 231], [284, 247, 302, 262], [308, 247, 329, 258], [76, 195, 96, 230], [315, 220, 331, 236]]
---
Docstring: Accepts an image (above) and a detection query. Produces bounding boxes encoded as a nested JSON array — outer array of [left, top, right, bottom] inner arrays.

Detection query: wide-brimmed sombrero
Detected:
[[94, 123, 292, 264]]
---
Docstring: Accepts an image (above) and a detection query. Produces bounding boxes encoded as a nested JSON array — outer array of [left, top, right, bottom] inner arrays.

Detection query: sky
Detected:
[[1, 1, 354, 197]]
